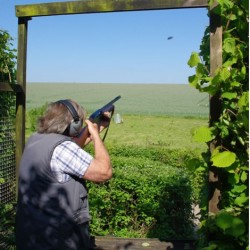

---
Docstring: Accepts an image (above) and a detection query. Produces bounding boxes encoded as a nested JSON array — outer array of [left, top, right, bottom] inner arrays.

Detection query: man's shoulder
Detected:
[[27, 133, 72, 147]]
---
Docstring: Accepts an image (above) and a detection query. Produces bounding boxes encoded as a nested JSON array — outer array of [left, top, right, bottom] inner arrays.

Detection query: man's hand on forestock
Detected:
[[73, 111, 111, 148], [98, 111, 112, 133]]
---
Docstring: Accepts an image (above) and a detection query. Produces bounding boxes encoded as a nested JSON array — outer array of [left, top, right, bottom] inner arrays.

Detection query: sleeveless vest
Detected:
[[16, 133, 90, 250]]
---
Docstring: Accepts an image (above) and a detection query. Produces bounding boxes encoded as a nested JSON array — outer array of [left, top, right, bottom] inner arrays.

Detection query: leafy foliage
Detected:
[[88, 146, 199, 239], [0, 29, 17, 117], [0, 29, 16, 83], [0, 29, 17, 249], [188, 0, 249, 248], [27, 103, 48, 132], [0, 203, 16, 248]]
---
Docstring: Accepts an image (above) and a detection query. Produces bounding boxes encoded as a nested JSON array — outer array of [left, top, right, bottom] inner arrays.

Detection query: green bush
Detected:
[[27, 103, 48, 132], [0, 203, 16, 248], [88, 146, 199, 239], [108, 145, 207, 204]]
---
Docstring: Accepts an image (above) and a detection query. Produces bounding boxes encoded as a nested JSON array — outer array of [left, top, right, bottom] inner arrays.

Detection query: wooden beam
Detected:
[[16, 0, 208, 18], [0, 82, 24, 93], [16, 17, 29, 194], [93, 236, 195, 250]]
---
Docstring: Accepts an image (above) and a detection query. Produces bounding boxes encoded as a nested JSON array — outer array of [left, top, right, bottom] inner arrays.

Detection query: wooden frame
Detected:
[[14, 0, 222, 214], [16, 0, 208, 17]]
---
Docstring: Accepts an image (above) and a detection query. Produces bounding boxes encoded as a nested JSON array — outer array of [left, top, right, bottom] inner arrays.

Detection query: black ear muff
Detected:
[[57, 100, 82, 137]]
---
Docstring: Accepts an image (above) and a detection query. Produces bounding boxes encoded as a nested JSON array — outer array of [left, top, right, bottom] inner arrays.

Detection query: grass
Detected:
[[26, 114, 207, 152], [101, 114, 208, 152]]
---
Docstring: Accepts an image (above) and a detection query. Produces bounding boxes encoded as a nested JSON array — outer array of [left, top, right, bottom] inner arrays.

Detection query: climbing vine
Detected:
[[0, 29, 16, 83], [188, 0, 248, 249], [0, 29, 17, 117], [0, 29, 17, 248]]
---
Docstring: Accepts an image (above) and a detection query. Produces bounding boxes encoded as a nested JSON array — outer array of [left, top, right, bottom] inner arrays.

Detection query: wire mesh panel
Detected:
[[0, 118, 16, 204], [0, 92, 16, 204], [0, 91, 16, 249]]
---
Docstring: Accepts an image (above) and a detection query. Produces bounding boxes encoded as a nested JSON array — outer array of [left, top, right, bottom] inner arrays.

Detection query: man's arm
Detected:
[[82, 120, 112, 183], [73, 127, 91, 148]]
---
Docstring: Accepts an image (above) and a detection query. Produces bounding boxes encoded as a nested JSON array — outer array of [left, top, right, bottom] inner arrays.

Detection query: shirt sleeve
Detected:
[[51, 140, 93, 183]]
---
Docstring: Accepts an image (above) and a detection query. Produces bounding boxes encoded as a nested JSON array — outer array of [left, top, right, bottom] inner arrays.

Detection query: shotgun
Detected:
[[89, 95, 121, 124]]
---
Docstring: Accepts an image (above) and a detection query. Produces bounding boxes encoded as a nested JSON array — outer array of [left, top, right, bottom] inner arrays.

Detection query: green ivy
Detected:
[[188, 0, 248, 249]]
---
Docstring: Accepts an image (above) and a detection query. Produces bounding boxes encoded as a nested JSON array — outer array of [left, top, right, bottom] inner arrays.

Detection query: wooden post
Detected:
[[209, 4, 222, 214], [16, 17, 29, 190]]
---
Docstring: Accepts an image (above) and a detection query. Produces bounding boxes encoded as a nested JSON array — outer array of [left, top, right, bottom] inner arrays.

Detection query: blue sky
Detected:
[[1, 0, 209, 84]]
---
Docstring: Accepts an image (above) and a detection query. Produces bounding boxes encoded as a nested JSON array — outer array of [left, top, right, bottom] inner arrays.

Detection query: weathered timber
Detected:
[[0, 82, 24, 92], [16, 0, 208, 18], [92, 236, 195, 250], [16, 17, 29, 192]]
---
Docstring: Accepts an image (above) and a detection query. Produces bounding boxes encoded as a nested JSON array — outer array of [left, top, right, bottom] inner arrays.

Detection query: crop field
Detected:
[[26, 83, 209, 152], [26, 83, 209, 117]]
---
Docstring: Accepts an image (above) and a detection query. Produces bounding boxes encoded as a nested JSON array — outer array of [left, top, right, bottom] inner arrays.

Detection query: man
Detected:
[[16, 99, 112, 250]]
